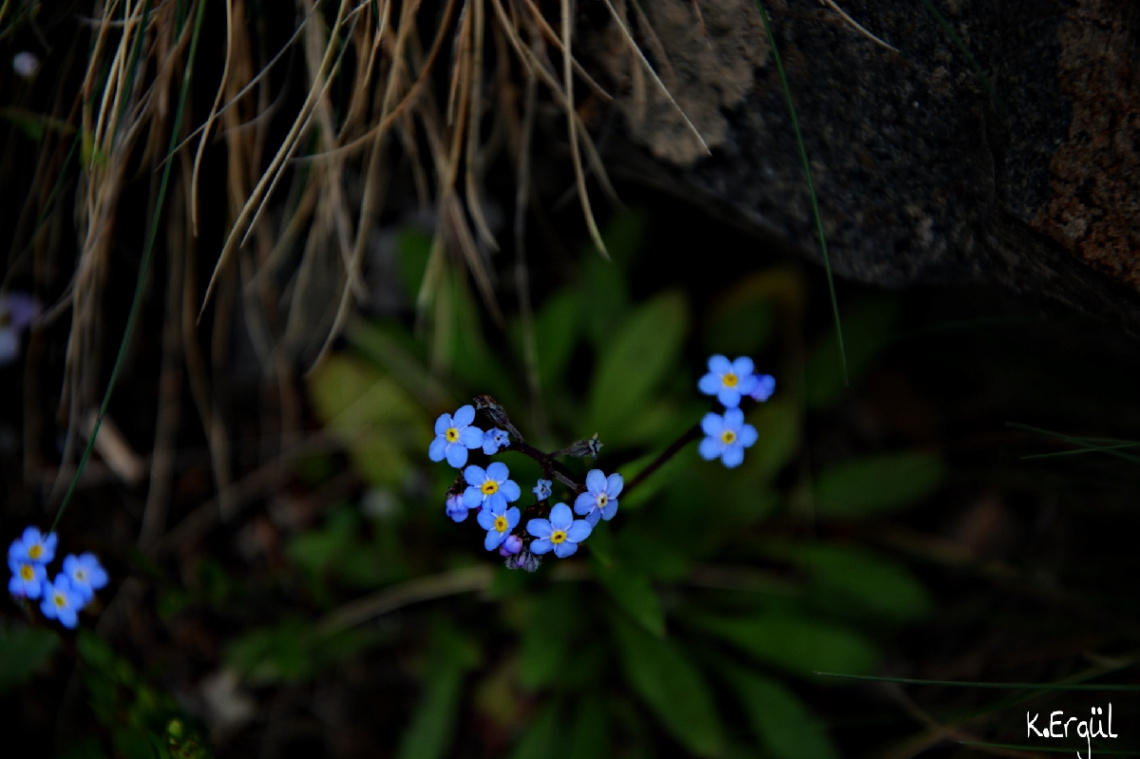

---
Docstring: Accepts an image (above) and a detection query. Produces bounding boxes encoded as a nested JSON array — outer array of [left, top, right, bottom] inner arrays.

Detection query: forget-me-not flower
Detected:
[[62, 553, 108, 602], [9, 526, 57, 565], [749, 373, 776, 402], [429, 405, 484, 468], [527, 503, 592, 558], [699, 408, 758, 468], [445, 492, 469, 522], [462, 462, 521, 513], [477, 502, 521, 551], [532, 479, 552, 501], [498, 534, 523, 557], [573, 469, 623, 526], [698, 355, 759, 408], [40, 574, 85, 629], [8, 554, 48, 598], [481, 428, 510, 455]]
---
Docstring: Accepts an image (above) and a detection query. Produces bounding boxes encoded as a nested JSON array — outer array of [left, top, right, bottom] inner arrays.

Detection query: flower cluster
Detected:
[[8, 526, 107, 629], [697, 355, 774, 469], [428, 400, 620, 571]]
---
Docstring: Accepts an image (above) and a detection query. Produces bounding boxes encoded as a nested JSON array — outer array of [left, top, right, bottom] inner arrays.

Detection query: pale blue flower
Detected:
[[699, 408, 758, 468], [445, 492, 468, 522], [698, 355, 759, 408], [428, 405, 484, 468], [573, 469, 623, 526], [481, 428, 511, 455], [477, 501, 521, 551], [527, 503, 592, 558], [9, 526, 57, 565], [749, 373, 776, 402], [62, 553, 108, 602], [40, 574, 84, 629], [462, 462, 521, 513], [532, 479, 552, 500], [8, 554, 47, 599]]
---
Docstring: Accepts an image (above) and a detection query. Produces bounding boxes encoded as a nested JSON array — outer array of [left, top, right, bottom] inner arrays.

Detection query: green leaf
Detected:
[[0, 623, 60, 693], [813, 452, 945, 519], [532, 290, 582, 392], [610, 613, 725, 757], [687, 613, 878, 678], [713, 661, 839, 759], [226, 620, 316, 684], [567, 697, 611, 759], [587, 291, 689, 445], [396, 666, 465, 759], [774, 543, 932, 622], [517, 586, 583, 690], [509, 699, 562, 759], [591, 553, 666, 638], [804, 297, 898, 409]]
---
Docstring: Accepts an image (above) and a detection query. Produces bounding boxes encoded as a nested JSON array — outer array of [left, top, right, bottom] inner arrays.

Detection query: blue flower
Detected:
[[573, 469, 623, 526], [749, 373, 776, 402], [481, 427, 511, 455], [0, 292, 39, 365], [699, 408, 758, 468], [8, 554, 47, 599], [9, 526, 57, 565], [698, 355, 759, 408], [477, 501, 521, 551], [40, 574, 85, 629], [429, 405, 485, 468], [462, 462, 521, 513], [532, 478, 552, 500], [527, 503, 592, 558], [62, 553, 108, 602], [445, 493, 469, 523]]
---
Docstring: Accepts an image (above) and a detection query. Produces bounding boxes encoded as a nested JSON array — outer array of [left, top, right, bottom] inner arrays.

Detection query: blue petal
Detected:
[[722, 444, 745, 468], [723, 407, 745, 429], [573, 493, 594, 515], [500, 480, 521, 502], [708, 355, 731, 374], [605, 473, 624, 497], [731, 356, 755, 377], [477, 509, 497, 530], [460, 426, 484, 448], [585, 510, 602, 527], [463, 465, 487, 485], [698, 373, 721, 395], [486, 461, 510, 482], [549, 503, 573, 529], [530, 538, 553, 555], [585, 469, 606, 493], [739, 424, 759, 447], [602, 501, 618, 521], [717, 387, 742, 408], [434, 414, 451, 435], [485, 493, 506, 513], [506, 507, 521, 529], [566, 521, 592, 542], [445, 444, 468, 468], [484, 530, 506, 551], [527, 518, 552, 538], [428, 437, 448, 462], [553, 541, 578, 558], [453, 404, 475, 426], [699, 436, 723, 460], [701, 412, 725, 436], [737, 372, 759, 396], [464, 487, 484, 509], [753, 374, 776, 401]]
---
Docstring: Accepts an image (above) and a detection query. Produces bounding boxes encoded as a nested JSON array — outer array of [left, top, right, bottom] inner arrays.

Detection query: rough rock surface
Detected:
[[580, 0, 1140, 331]]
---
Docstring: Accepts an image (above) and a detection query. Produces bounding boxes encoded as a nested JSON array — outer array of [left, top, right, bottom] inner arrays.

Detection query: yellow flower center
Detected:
[[723, 372, 739, 388], [75, 569, 87, 582], [20, 565, 34, 581], [445, 427, 460, 443], [597, 494, 608, 507], [493, 515, 509, 532], [481, 480, 499, 496], [721, 430, 737, 445], [53, 592, 66, 608], [550, 530, 567, 545], [28, 544, 42, 560]]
